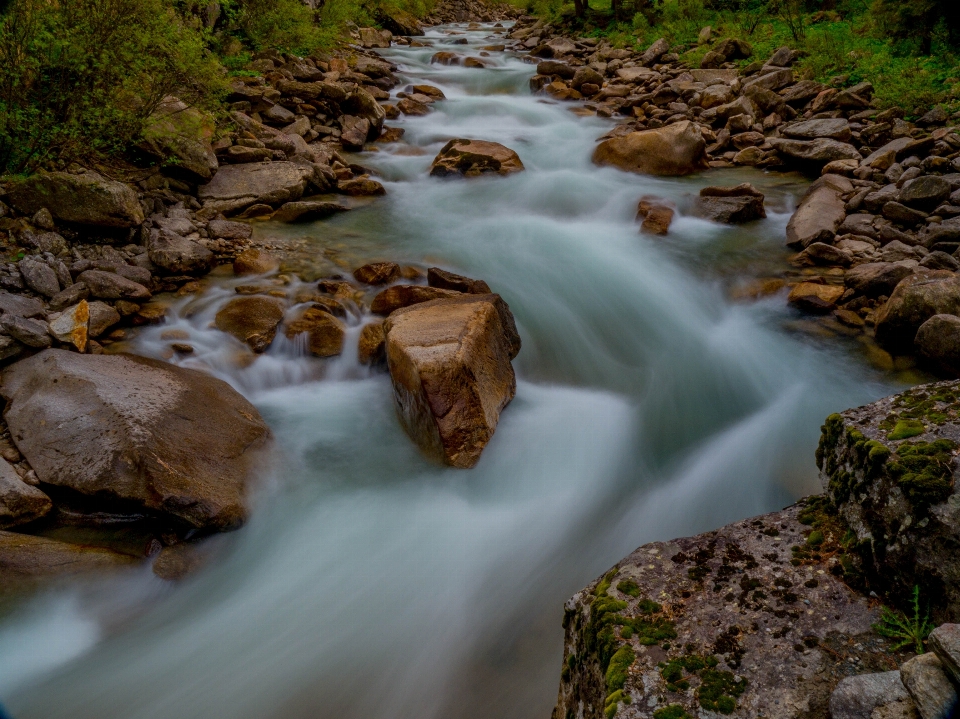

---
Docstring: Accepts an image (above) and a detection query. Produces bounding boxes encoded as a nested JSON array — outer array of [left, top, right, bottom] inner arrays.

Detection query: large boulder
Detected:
[[785, 174, 851, 249], [768, 137, 862, 164], [7, 171, 144, 228], [429, 139, 525, 178], [1, 350, 271, 531], [197, 161, 319, 215], [592, 121, 707, 176], [874, 270, 960, 351], [371, 285, 462, 315], [695, 183, 765, 223], [816, 381, 960, 621], [147, 230, 214, 275], [384, 294, 521, 468], [139, 96, 218, 183], [214, 295, 286, 353], [916, 314, 960, 375], [781, 118, 852, 142], [844, 261, 915, 298], [899, 176, 952, 211]]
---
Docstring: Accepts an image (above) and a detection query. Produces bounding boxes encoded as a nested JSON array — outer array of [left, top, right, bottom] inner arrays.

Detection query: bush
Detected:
[[0, 0, 223, 174]]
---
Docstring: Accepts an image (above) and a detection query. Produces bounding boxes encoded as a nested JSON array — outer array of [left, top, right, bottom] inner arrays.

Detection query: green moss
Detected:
[[605, 646, 635, 692], [636, 598, 661, 614], [806, 530, 824, 547], [660, 654, 741, 710], [654, 706, 692, 719], [816, 414, 844, 472], [888, 419, 925, 440], [616, 579, 640, 597], [889, 439, 957, 510]]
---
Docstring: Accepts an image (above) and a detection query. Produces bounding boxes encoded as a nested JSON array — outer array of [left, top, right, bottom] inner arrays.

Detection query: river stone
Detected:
[[139, 97, 218, 183], [284, 307, 345, 357], [571, 66, 603, 90], [48, 300, 89, 351], [384, 294, 520, 468], [207, 219, 253, 240], [354, 262, 401, 285], [899, 653, 958, 719], [929, 625, 960, 685], [147, 231, 214, 275], [796, 242, 852, 266], [427, 268, 491, 295], [0, 457, 51, 529], [592, 120, 707, 176], [916, 314, 960, 375], [700, 83, 734, 109], [197, 161, 319, 215], [7, 171, 144, 228], [636, 197, 675, 235], [769, 137, 862, 164], [829, 672, 915, 719], [78, 269, 151, 300], [786, 174, 851, 248], [1, 315, 51, 349], [233, 248, 280, 275], [215, 295, 286, 353], [1, 349, 271, 531], [920, 252, 960, 272], [430, 139, 524, 178], [782, 118, 852, 142], [900, 176, 952, 211], [845, 261, 915, 298], [696, 184, 765, 223], [18, 257, 60, 297], [358, 321, 386, 365], [537, 60, 575, 78], [874, 270, 960, 351], [0, 530, 138, 586], [788, 281, 844, 312], [341, 115, 371, 151], [371, 285, 462, 315], [271, 200, 348, 223], [555, 502, 896, 719]]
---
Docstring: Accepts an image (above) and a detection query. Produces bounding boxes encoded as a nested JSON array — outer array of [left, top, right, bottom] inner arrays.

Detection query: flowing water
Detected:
[[0, 23, 909, 719]]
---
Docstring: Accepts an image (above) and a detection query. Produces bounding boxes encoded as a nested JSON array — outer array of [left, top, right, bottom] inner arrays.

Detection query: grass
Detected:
[[873, 586, 934, 654]]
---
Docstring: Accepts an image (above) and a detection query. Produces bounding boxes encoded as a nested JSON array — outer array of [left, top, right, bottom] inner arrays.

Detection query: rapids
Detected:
[[1, 22, 905, 719]]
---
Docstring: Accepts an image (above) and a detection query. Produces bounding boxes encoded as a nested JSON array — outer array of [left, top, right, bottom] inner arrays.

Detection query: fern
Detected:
[[872, 586, 934, 654]]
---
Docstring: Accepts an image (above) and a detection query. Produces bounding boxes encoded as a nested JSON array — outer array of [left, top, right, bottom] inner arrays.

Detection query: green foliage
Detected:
[[654, 707, 693, 719], [873, 586, 934, 654], [232, 0, 323, 52], [888, 419, 925, 441], [0, 0, 223, 173]]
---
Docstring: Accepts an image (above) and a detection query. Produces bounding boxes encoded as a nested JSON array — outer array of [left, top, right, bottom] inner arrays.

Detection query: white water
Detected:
[[2, 24, 899, 719]]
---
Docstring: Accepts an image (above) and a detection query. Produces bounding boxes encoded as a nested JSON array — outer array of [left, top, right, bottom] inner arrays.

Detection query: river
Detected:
[[1, 22, 906, 719]]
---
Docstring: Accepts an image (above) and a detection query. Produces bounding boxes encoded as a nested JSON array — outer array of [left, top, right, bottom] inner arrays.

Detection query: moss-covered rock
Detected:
[[816, 380, 960, 620]]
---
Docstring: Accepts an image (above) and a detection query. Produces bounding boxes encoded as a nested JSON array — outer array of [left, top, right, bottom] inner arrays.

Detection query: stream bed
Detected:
[[1, 22, 908, 719]]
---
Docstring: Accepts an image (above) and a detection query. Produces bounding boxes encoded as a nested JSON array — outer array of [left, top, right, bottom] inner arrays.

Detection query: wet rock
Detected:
[[233, 248, 280, 275], [829, 672, 915, 719], [2, 350, 271, 530], [87, 301, 120, 338], [78, 269, 151, 300], [636, 196, 675, 235], [536, 60, 575, 78], [147, 231, 214, 275], [782, 118, 852, 142], [197, 161, 319, 215], [358, 320, 386, 365], [215, 295, 286, 353], [0, 530, 138, 585], [845, 261, 915, 298], [796, 242, 851, 266], [592, 120, 708, 177], [769, 137, 862, 164], [139, 97, 218, 183], [207, 219, 253, 240], [7, 171, 144, 228], [874, 270, 960, 351], [48, 300, 89, 351], [696, 183, 765, 223], [371, 285, 462, 315], [284, 306, 345, 357], [19, 257, 60, 297], [354, 261, 401, 285], [1, 315, 51, 348], [900, 176, 952, 211], [786, 174, 851, 248], [429, 138, 524, 178], [427, 267, 491, 294], [431, 51, 460, 65], [788, 281, 845, 312], [0, 456, 51, 529], [338, 177, 386, 196], [384, 294, 520, 468], [271, 200, 348, 223], [899, 652, 958, 719]]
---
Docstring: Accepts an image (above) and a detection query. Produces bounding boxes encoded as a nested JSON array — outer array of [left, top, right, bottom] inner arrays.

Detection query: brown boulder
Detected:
[[354, 261, 401, 285], [8, 171, 144, 229], [215, 295, 286, 352], [875, 270, 960, 351], [636, 196, 675, 235], [592, 121, 708, 176], [430, 139, 525, 178], [284, 307, 345, 357], [1, 350, 271, 531], [233, 248, 280, 275], [1, 531, 138, 585], [358, 321, 386, 365], [844, 261, 915, 298], [371, 285, 462, 315], [384, 294, 520, 468], [427, 267, 492, 294], [787, 282, 845, 312]]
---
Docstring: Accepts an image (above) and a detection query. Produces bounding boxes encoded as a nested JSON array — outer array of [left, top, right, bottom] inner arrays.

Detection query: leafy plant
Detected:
[[873, 586, 934, 654]]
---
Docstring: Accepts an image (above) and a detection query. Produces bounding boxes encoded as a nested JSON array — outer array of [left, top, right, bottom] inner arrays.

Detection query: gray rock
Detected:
[[0, 315, 51, 348], [845, 261, 915, 297], [900, 176, 952, 211], [924, 218, 960, 247], [915, 315, 960, 375], [797, 241, 852, 266], [769, 137, 862, 164], [206, 219, 253, 239], [1, 349, 273, 531], [262, 103, 296, 125], [7, 171, 144, 228], [786, 174, 851, 248], [929, 624, 960, 685], [87, 301, 121, 338], [829, 672, 914, 719], [882, 240, 927, 263], [18, 257, 60, 298], [695, 194, 766, 223], [0, 292, 45, 318], [900, 652, 958, 719], [197, 161, 319, 215], [20, 230, 68, 255], [77, 269, 151, 300], [920, 251, 960, 271], [147, 231, 213, 275], [865, 184, 901, 213], [839, 213, 881, 239], [742, 67, 794, 92], [876, 270, 960, 350], [0, 456, 51, 529], [639, 37, 669, 66], [782, 118, 852, 141], [31, 207, 54, 230], [48, 283, 90, 312], [885, 201, 930, 226], [766, 46, 798, 66]]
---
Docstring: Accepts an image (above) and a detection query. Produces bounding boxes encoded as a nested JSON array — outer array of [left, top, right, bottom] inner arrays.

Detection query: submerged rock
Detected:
[[215, 295, 286, 353], [384, 294, 520, 468], [592, 120, 708, 176], [284, 306, 345, 357], [1, 350, 271, 531], [0, 530, 138, 587]]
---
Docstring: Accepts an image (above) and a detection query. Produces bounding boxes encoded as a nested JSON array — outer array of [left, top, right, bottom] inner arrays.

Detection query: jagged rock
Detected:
[[139, 97, 218, 183], [7, 171, 144, 228], [430, 138, 524, 178], [875, 270, 960, 351], [214, 295, 286, 353], [371, 285, 461, 315], [427, 268, 491, 294], [817, 383, 960, 620], [284, 306, 345, 357], [197, 161, 320, 215], [48, 300, 89, 350], [0, 456, 51, 529], [1, 349, 271, 531], [829, 672, 916, 719], [786, 174, 851, 248], [233, 248, 280, 275], [341, 115, 371, 150], [639, 37, 669, 66], [147, 231, 214, 275], [384, 294, 520, 468], [592, 120, 708, 176], [899, 652, 957, 719], [354, 262, 400, 285], [930, 624, 960, 685]]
